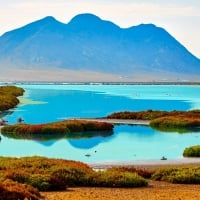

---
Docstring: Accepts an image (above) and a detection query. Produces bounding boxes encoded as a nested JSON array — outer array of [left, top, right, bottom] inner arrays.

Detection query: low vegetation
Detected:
[[0, 157, 200, 199], [0, 179, 42, 200], [107, 109, 200, 121], [183, 145, 200, 157], [1, 120, 114, 140], [0, 85, 24, 112], [0, 157, 92, 191], [87, 170, 147, 187], [107, 110, 170, 120], [0, 157, 148, 199], [150, 110, 200, 132], [1, 156, 200, 199], [106, 167, 154, 179], [152, 166, 200, 184], [150, 115, 200, 133], [107, 110, 200, 132]]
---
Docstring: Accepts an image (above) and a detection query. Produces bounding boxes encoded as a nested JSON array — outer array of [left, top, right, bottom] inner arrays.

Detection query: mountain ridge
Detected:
[[0, 13, 199, 82]]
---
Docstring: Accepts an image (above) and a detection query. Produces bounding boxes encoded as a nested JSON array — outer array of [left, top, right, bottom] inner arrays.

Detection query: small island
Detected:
[[2, 109, 200, 140], [106, 110, 200, 133], [1, 119, 114, 140]]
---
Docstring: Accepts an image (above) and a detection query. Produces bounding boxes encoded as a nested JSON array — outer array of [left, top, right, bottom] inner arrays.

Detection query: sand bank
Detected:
[[75, 118, 150, 125], [89, 158, 200, 170]]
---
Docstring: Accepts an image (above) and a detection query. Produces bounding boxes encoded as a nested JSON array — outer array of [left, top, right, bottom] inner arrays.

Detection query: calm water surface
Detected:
[[0, 84, 200, 163]]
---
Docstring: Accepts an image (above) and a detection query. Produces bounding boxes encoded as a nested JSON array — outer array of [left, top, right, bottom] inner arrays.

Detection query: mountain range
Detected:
[[0, 13, 199, 82]]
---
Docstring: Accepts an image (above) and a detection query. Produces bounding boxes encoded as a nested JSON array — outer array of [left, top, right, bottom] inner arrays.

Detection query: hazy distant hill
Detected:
[[0, 13, 200, 82]]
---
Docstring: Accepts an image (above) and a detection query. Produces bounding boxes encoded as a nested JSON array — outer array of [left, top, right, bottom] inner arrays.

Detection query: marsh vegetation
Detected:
[[107, 110, 200, 132], [0, 86, 24, 112], [0, 157, 199, 199]]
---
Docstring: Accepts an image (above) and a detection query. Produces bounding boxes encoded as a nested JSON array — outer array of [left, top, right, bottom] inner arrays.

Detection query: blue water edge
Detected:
[[0, 84, 200, 163]]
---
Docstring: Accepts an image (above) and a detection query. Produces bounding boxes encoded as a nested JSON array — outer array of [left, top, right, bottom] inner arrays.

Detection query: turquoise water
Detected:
[[0, 84, 200, 162]]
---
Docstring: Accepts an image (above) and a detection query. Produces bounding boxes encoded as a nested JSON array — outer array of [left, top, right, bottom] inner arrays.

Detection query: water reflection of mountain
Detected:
[[67, 126, 156, 149], [67, 136, 110, 149], [66, 131, 113, 149], [36, 140, 57, 147], [39, 131, 113, 148], [1, 130, 114, 147]]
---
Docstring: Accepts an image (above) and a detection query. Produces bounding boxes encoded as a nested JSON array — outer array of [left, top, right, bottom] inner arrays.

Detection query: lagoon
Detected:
[[0, 84, 200, 163]]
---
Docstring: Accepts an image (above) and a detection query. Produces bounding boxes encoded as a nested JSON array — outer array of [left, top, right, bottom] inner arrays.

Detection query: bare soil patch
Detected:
[[42, 180, 200, 200]]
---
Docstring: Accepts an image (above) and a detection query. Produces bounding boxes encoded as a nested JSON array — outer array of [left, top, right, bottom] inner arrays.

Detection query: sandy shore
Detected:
[[89, 158, 200, 170], [42, 159, 200, 200], [42, 180, 200, 200], [75, 118, 150, 125]]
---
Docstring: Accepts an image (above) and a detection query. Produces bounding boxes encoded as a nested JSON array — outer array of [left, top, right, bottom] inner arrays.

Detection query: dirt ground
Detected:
[[42, 180, 200, 200]]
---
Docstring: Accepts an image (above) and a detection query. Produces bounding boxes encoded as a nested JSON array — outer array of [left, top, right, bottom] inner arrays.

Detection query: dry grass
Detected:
[[42, 180, 200, 200]]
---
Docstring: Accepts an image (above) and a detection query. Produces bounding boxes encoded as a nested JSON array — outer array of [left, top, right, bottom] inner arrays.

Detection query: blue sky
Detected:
[[0, 0, 200, 58]]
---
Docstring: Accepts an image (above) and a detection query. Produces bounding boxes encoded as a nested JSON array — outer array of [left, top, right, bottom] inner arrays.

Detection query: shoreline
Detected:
[[77, 118, 150, 125], [88, 158, 200, 170], [1, 81, 200, 85]]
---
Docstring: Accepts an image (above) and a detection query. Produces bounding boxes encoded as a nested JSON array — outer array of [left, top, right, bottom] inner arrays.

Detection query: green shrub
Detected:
[[152, 166, 200, 184], [107, 167, 154, 178], [183, 145, 200, 157], [28, 174, 51, 191], [87, 170, 147, 187]]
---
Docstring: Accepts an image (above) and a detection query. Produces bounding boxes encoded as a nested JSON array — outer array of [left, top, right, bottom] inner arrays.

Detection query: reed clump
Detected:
[[183, 145, 200, 157]]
